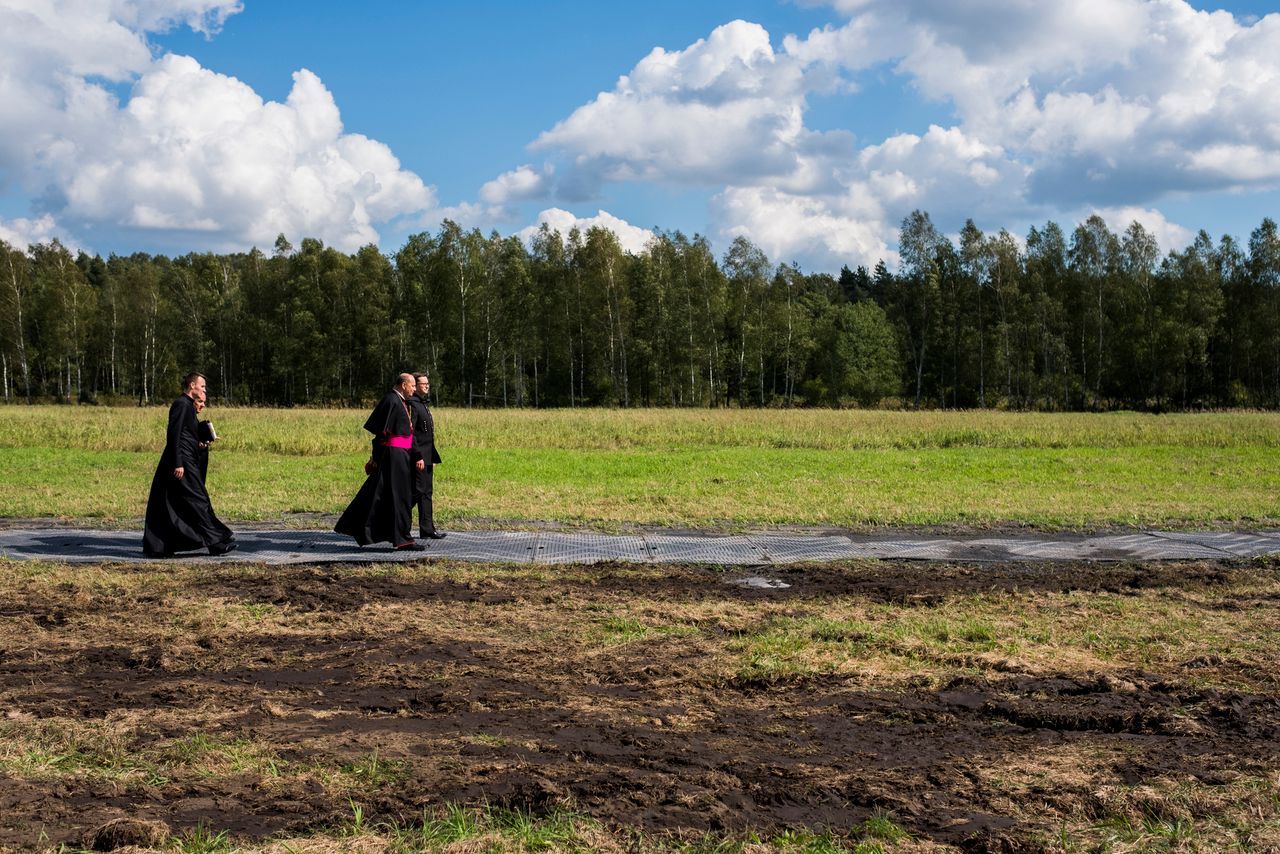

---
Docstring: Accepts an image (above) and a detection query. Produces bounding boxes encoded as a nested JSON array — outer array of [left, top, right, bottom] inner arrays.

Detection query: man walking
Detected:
[[335, 373, 422, 550], [410, 372, 444, 539], [142, 372, 236, 557]]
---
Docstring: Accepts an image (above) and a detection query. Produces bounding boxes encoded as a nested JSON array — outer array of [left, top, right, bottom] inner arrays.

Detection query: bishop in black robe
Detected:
[[335, 380, 419, 548], [142, 388, 235, 557]]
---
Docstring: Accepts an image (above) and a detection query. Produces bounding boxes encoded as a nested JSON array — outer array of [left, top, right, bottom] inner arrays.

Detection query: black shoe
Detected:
[[208, 540, 238, 556], [396, 541, 426, 551], [422, 531, 446, 540], [143, 549, 172, 559]]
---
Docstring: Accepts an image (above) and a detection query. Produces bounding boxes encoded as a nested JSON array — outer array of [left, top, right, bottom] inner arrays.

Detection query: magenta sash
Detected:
[[385, 435, 412, 450]]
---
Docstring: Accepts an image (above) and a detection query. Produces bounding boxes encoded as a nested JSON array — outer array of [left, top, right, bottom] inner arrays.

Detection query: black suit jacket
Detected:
[[409, 395, 442, 465]]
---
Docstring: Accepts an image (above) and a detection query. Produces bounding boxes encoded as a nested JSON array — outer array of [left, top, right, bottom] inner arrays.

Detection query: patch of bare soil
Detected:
[[0, 559, 1277, 851]]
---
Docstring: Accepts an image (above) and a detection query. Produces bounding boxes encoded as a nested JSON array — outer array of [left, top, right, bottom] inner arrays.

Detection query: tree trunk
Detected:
[[978, 285, 985, 407], [110, 294, 118, 395], [483, 295, 492, 403], [915, 339, 926, 408], [604, 257, 629, 407], [686, 283, 696, 405], [6, 252, 31, 403], [1096, 281, 1104, 405], [704, 268, 717, 407], [784, 278, 794, 406], [566, 296, 575, 407], [456, 256, 469, 404]]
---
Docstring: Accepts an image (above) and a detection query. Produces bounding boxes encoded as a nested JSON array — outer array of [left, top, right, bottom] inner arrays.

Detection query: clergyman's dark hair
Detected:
[[181, 372, 206, 391], [414, 372, 429, 381]]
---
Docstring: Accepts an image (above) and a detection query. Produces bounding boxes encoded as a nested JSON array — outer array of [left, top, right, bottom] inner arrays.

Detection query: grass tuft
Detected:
[[174, 822, 233, 854], [858, 811, 909, 843], [338, 751, 408, 787]]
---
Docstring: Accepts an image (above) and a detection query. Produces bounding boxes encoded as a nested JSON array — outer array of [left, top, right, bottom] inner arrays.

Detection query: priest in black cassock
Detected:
[[192, 396, 214, 480], [335, 372, 424, 550], [142, 372, 237, 557]]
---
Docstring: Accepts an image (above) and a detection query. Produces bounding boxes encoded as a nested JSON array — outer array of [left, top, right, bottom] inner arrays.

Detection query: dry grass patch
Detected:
[[2, 557, 1279, 852]]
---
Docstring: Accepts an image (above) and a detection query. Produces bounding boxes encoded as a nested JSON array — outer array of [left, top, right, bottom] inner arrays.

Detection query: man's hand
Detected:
[[173, 467, 185, 479], [416, 460, 425, 471]]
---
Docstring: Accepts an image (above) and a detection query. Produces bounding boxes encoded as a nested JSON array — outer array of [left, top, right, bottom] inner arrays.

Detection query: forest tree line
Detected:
[[2, 210, 1279, 410]]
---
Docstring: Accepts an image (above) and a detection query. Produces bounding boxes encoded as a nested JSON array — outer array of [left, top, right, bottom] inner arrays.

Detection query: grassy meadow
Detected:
[[0, 405, 1278, 529]]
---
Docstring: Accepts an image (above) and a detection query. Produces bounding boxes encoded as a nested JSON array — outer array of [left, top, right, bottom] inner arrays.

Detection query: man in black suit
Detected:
[[142, 372, 236, 557], [410, 372, 444, 539]]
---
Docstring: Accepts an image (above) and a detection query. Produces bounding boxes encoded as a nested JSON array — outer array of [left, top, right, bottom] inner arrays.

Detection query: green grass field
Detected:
[[0, 405, 1277, 529]]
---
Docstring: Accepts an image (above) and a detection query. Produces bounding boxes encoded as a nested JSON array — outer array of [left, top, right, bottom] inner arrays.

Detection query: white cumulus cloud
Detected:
[[797, 0, 1280, 200], [713, 186, 893, 270], [517, 208, 655, 256], [0, 0, 435, 252], [0, 213, 72, 250], [1088, 206, 1194, 254], [533, 20, 824, 198], [480, 164, 552, 207]]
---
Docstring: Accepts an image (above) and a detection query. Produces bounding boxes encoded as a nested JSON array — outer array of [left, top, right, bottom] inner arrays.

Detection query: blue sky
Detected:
[[1, 0, 1279, 272]]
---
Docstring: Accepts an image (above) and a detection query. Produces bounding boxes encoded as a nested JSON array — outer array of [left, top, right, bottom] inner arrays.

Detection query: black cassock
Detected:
[[142, 395, 234, 556], [335, 390, 417, 546], [193, 420, 214, 480]]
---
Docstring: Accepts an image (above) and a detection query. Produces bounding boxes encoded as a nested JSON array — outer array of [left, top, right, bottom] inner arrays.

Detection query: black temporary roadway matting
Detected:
[[1, 528, 1278, 566]]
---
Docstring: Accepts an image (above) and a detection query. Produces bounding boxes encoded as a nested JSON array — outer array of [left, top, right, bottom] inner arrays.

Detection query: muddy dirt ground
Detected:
[[1, 559, 1278, 851]]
